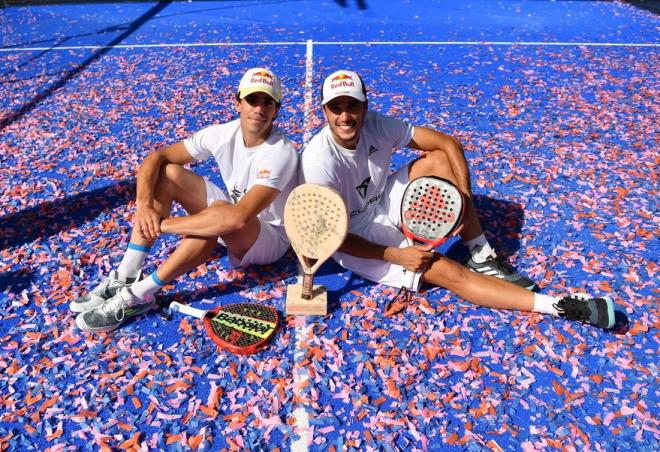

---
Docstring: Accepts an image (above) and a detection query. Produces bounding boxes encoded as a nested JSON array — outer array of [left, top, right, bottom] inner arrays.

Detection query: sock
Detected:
[[117, 243, 151, 281], [465, 234, 495, 263], [130, 272, 166, 301], [533, 293, 560, 316]]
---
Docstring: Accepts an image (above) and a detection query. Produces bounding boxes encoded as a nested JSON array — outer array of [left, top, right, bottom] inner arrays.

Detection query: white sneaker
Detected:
[[70, 270, 142, 313], [76, 287, 155, 332]]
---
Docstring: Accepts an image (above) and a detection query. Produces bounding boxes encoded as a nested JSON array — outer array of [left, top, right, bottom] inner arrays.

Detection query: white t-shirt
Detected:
[[184, 119, 298, 231], [301, 111, 414, 233]]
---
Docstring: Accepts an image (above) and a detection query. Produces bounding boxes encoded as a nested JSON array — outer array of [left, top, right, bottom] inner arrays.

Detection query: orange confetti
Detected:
[[589, 374, 603, 384], [166, 434, 182, 445], [39, 395, 58, 412], [117, 432, 141, 450], [188, 435, 203, 450], [46, 429, 63, 441], [199, 405, 218, 418], [552, 380, 564, 396]]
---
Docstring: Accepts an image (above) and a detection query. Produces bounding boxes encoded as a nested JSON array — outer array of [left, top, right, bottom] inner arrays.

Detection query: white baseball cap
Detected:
[[237, 67, 282, 103], [321, 70, 367, 105]]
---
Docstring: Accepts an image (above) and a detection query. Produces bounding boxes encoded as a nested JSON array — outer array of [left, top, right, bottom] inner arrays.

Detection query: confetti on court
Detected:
[[1, 1, 658, 450]]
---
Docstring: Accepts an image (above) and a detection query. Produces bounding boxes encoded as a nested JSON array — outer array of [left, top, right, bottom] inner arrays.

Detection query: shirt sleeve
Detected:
[[252, 147, 298, 192], [301, 162, 339, 188], [183, 125, 222, 162], [376, 113, 415, 149], [299, 131, 340, 188], [300, 142, 340, 189]]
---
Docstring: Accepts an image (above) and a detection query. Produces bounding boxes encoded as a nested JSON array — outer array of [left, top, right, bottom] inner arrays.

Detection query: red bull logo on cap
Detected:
[[250, 70, 274, 86], [331, 73, 352, 81], [330, 73, 355, 89]]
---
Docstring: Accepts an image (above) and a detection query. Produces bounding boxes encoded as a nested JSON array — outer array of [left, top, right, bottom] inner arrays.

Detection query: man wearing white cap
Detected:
[[300, 69, 615, 329], [73, 67, 299, 332]]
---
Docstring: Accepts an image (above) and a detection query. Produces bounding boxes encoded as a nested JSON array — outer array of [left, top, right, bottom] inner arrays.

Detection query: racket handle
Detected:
[[169, 302, 207, 319], [404, 237, 416, 289], [301, 273, 314, 300]]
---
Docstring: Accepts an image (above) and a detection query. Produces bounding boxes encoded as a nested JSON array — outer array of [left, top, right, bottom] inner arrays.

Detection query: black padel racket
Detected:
[[169, 302, 279, 355], [401, 176, 465, 248]]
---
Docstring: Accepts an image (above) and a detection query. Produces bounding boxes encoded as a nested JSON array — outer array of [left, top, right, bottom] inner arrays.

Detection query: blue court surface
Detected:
[[0, 1, 658, 450]]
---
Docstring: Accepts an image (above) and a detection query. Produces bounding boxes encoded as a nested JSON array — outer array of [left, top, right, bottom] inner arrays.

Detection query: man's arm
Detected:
[[339, 233, 436, 273], [407, 127, 472, 196], [135, 142, 195, 240], [160, 185, 279, 237]]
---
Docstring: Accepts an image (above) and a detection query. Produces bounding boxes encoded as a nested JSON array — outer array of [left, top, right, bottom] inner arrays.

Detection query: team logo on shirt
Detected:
[[350, 194, 382, 218], [257, 168, 271, 179], [355, 177, 371, 199], [231, 184, 247, 203]]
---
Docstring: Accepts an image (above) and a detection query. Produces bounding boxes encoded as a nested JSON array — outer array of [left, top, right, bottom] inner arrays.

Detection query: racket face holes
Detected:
[[403, 178, 463, 241]]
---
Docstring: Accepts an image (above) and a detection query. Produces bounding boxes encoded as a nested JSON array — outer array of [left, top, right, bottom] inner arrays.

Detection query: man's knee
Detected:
[[410, 151, 451, 179], [424, 256, 470, 289], [161, 163, 186, 182], [429, 137, 465, 165], [157, 164, 208, 213], [429, 149, 451, 167]]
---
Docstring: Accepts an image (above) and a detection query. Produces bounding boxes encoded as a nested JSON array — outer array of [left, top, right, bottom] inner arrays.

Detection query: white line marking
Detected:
[[312, 40, 660, 47], [2, 40, 658, 52], [291, 39, 314, 452], [302, 39, 314, 147]]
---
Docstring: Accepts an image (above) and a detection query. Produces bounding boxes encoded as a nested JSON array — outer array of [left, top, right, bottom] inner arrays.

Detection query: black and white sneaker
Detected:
[[70, 270, 142, 313], [554, 293, 615, 329], [465, 250, 536, 290]]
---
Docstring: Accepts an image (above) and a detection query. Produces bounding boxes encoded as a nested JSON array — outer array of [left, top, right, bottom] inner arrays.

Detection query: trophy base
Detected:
[[285, 284, 328, 315]]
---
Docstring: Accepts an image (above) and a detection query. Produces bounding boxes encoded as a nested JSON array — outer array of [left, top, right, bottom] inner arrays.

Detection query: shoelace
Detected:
[[92, 275, 126, 299], [91, 276, 113, 296], [97, 291, 129, 322]]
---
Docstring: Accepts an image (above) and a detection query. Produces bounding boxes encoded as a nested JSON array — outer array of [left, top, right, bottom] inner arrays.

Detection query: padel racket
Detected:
[[169, 302, 279, 355], [395, 176, 466, 300], [284, 184, 348, 299], [401, 176, 465, 248]]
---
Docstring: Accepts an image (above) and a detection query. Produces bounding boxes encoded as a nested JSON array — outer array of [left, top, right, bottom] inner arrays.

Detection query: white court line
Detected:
[[302, 39, 314, 147], [1, 40, 658, 52], [290, 39, 314, 452]]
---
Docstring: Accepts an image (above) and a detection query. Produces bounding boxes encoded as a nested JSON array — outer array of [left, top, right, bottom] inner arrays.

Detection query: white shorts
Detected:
[[205, 179, 290, 267], [332, 164, 424, 291]]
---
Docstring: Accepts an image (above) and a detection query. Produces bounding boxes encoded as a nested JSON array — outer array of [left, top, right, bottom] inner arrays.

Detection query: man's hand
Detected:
[[385, 243, 437, 273], [134, 204, 162, 241]]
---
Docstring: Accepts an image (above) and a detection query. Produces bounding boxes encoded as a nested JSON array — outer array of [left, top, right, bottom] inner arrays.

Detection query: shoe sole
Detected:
[[75, 302, 156, 332], [574, 293, 615, 329], [604, 297, 615, 328], [597, 296, 615, 329]]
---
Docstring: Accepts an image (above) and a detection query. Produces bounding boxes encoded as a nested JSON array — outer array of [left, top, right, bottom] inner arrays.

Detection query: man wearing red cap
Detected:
[[301, 69, 615, 329], [73, 67, 298, 332]]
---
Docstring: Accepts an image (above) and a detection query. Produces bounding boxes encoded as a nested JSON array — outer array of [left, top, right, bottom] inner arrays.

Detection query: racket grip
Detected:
[[169, 302, 207, 319], [301, 273, 314, 300]]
